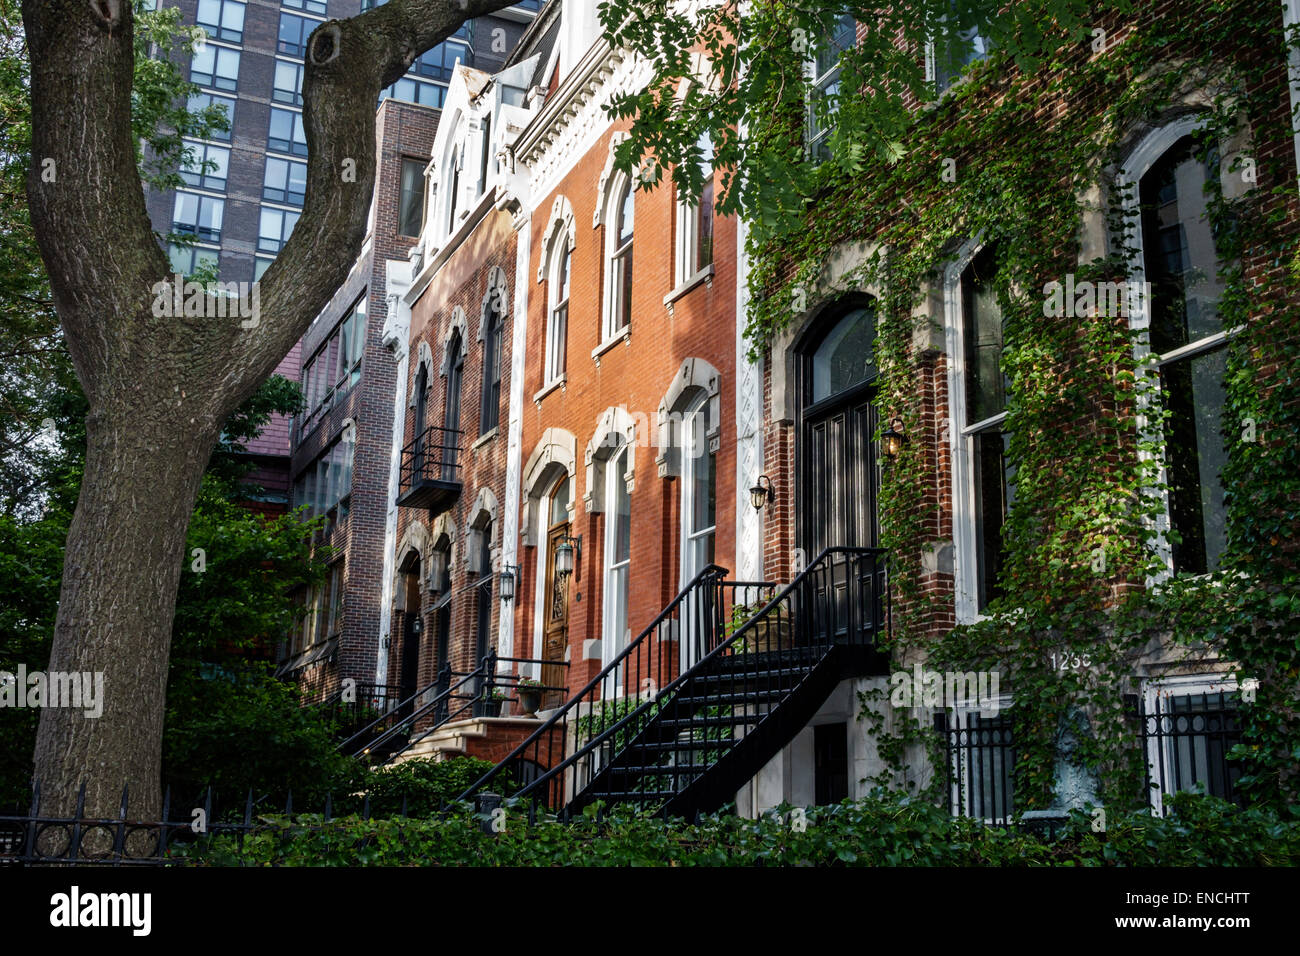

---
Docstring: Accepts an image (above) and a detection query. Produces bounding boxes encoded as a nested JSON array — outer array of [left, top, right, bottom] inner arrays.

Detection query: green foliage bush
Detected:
[[176, 791, 1299, 867], [341, 757, 505, 819]]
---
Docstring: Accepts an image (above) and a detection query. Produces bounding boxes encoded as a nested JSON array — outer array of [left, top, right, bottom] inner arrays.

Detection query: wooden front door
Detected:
[[542, 522, 571, 708]]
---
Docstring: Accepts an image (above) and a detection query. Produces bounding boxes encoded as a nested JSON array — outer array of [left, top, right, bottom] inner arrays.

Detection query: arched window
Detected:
[[947, 243, 1011, 619], [545, 239, 570, 385], [443, 330, 464, 478], [810, 304, 876, 403], [1137, 133, 1230, 575], [604, 179, 634, 341], [675, 132, 715, 287], [412, 361, 429, 474], [480, 304, 502, 434], [602, 443, 631, 665], [446, 145, 462, 236]]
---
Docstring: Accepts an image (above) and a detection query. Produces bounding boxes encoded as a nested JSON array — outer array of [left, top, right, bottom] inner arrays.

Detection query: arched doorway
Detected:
[[797, 299, 880, 558], [396, 550, 424, 715], [539, 473, 572, 707]]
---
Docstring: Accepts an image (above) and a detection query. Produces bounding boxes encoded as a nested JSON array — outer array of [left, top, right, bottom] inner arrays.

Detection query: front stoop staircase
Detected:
[[337, 661, 493, 765], [457, 548, 889, 818]]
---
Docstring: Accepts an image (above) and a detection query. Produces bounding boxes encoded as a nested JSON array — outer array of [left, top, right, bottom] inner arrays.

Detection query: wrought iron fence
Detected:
[[1138, 689, 1244, 812], [936, 689, 1246, 825], [936, 708, 1016, 825]]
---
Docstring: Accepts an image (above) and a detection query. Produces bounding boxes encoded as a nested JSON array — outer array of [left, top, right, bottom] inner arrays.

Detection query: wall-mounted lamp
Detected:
[[882, 417, 908, 460], [411, 615, 423, 636], [749, 475, 774, 512], [555, 534, 582, 578], [499, 564, 520, 602]]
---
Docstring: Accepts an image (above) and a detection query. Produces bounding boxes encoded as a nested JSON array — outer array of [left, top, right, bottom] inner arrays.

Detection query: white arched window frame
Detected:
[[544, 227, 571, 387], [601, 175, 635, 344], [1120, 115, 1236, 581], [438, 122, 466, 242], [944, 239, 1010, 624], [674, 131, 716, 289]]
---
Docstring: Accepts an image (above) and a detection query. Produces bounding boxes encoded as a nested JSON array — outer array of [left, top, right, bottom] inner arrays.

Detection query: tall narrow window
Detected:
[[443, 331, 464, 479], [955, 245, 1011, 613], [929, 4, 993, 95], [605, 180, 634, 340], [680, 392, 716, 581], [807, 12, 856, 163], [1140, 136, 1230, 575], [545, 242, 570, 385], [446, 150, 461, 235], [412, 362, 429, 476], [399, 159, 425, 237], [480, 304, 502, 434], [675, 133, 715, 287], [479, 115, 492, 195], [603, 444, 631, 664]]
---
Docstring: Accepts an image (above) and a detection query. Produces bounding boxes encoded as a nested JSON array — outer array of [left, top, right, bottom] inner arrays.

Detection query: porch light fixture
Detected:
[[749, 475, 773, 512], [499, 564, 520, 602], [555, 534, 581, 578], [882, 417, 907, 460], [411, 615, 423, 636]]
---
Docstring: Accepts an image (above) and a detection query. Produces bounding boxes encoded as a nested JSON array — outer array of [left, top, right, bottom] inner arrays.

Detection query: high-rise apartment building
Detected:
[[143, 0, 539, 513]]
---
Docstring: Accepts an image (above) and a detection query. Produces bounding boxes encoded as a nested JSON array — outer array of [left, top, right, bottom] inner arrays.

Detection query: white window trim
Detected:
[[1141, 673, 1238, 817], [545, 238, 570, 387], [673, 133, 714, 290], [601, 442, 631, 669], [678, 391, 715, 671], [599, 173, 634, 346], [804, 44, 840, 162], [944, 237, 997, 624], [1118, 114, 1229, 584]]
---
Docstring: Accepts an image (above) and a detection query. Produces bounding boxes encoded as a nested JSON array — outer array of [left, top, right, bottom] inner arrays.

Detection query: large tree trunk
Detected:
[[35, 406, 217, 819], [21, 0, 523, 817]]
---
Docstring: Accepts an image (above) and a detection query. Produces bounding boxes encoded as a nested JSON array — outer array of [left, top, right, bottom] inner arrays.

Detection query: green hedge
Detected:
[[175, 791, 1300, 867]]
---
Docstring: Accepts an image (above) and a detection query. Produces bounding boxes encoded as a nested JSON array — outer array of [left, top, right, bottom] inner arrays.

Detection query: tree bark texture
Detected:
[[22, 0, 522, 816]]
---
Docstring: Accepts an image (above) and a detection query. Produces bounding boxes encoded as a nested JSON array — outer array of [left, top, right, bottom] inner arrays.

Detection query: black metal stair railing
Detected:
[[574, 547, 888, 814], [456, 547, 888, 816], [311, 683, 404, 742], [454, 564, 751, 809], [338, 659, 491, 762]]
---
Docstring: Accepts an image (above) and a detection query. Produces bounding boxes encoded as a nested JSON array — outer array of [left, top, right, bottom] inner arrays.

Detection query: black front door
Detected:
[[798, 303, 882, 643], [802, 384, 878, 557], [400, 607, 421, 719]]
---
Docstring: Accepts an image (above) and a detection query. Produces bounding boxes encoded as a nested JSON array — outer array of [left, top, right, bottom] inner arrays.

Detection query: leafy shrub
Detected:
[[344, 757, 506, 818], [175, 791, 1300, 867]]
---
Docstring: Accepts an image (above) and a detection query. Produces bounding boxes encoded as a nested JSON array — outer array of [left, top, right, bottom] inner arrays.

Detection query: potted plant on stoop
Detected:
[[479, 686, 506, 718], [516, 677, 543, 717]]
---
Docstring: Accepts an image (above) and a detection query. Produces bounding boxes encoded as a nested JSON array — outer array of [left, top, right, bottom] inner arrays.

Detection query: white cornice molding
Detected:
[[514, 41, 651, 202]]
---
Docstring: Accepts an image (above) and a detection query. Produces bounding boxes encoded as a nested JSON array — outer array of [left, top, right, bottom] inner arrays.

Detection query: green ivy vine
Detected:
[[731, 0, 1300, 814]]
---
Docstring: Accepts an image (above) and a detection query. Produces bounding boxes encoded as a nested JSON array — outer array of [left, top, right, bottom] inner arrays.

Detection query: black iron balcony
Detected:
[[396, 424, 463, 513]]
